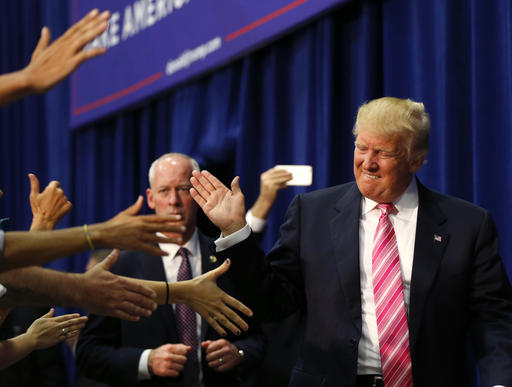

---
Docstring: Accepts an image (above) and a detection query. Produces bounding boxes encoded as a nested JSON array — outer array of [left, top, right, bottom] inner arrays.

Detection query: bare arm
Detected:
[[0, 9, 109, 106], [249, 167, 292, 220], [0, 253, 158, 321], [0, 196, 184, 271]]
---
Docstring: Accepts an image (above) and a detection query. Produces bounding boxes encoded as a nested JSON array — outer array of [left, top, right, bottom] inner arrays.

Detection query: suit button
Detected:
[[350, 338, 357, 346]]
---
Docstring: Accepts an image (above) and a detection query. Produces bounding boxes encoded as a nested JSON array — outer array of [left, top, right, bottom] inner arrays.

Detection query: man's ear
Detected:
[[146, 188, 155, 210], [409, 153, 426, 173]]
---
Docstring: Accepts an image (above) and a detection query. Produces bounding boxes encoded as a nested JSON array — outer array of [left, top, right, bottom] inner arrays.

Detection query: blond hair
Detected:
[[353, 97, 430, 160]]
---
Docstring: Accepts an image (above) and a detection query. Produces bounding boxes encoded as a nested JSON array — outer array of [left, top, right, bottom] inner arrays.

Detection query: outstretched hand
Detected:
[[190, 170, 246, 236], [172, 259, 253, 337], [79, 249, 157, 321], [23, 9, 110, 94], [91, 196, 185, 256], [26, 308, 88, 350]]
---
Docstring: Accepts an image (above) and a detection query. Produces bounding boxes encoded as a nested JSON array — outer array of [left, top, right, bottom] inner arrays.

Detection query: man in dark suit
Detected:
[[189, 97, 512, 387], [76, 153, 265, 386]]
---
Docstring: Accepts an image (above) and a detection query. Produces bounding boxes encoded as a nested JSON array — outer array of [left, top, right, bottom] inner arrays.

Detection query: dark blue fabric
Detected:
[[1, 0, 512, 384]]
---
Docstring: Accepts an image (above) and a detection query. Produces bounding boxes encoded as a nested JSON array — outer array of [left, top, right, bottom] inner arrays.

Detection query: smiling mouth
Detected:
[[363, 173, 379, 179]]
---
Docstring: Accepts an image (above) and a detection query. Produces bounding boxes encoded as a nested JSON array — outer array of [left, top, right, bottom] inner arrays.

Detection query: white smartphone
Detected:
[[275, 165, 313, 186]]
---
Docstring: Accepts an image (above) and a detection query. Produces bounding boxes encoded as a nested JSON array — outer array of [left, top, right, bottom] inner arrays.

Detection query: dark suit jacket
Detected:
[[218, 179, 512, 387], [76, 232, 265, 387]]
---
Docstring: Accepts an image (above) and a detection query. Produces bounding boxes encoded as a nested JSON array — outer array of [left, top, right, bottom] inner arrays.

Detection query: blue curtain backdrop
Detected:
[[1, 0, 512, 385]]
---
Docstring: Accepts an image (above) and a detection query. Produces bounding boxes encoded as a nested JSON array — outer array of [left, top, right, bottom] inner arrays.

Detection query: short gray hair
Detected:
[[148, 153, 200, 187]]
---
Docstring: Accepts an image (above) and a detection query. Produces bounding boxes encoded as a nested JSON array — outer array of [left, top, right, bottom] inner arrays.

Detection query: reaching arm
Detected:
[[0, 253, 158, 321], [0, 196, 184, 271], [249, 167, 292, 220], [0, 308, 87, 369], [0, 9, 110, 106]]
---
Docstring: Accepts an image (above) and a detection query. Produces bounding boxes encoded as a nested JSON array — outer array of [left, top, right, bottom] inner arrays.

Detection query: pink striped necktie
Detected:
[[372, 203, 413, 387]]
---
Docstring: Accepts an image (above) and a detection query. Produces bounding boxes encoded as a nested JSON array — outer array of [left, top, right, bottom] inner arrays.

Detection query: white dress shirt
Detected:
[[357, 179, 418, 374], [138, 230, 204, 385]]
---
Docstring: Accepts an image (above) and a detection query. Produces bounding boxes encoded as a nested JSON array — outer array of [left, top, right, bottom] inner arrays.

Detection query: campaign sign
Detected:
[[70, 0, 349, 128]]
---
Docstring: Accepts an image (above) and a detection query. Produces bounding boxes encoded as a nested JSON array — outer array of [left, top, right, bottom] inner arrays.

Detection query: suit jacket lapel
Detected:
[[330, 183, 363, 329], [408, 179, 449, 352]]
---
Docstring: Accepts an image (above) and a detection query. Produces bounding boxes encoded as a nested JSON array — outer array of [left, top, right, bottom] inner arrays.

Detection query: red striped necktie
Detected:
[[372, 203, 413, 387]]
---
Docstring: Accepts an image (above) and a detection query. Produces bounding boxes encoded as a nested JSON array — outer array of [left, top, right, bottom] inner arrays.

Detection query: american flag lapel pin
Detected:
[[434, 234, 442, 243]]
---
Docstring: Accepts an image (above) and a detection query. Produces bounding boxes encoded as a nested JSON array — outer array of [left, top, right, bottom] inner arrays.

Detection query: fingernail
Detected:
[[236, 330, 241, 336], [225, 258, 230, 264]]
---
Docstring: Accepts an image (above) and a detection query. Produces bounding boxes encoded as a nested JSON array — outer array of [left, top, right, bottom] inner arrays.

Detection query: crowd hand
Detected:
[[22, 9, 110, 94], [259, 167, 293, 202], [28, 173, 72, 231], [93, 196, 185, 256], [25, 308, 88, 350], [78, 250, 157, 321], [202, 339, 242, 372], [190, 170, 247, 236], [148, 343, 190, 377], [175, 259, 253, 337]]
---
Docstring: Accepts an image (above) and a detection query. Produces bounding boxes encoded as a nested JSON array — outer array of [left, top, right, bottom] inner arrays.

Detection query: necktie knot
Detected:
[[377, 203, 395, 215]]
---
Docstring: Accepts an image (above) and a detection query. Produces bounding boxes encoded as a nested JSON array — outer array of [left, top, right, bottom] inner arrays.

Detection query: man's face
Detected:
[[353, 129, 423, 203], [146, 156, 198, 243]]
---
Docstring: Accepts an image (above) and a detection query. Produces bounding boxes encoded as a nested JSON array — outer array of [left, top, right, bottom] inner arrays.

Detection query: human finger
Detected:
[[73, 14, 109, 52], [230, 176, 243, 195], [31, 26, 51, 60], [41, 308, 55, 318], [53, 312, 81, 322], [75, 47, 107, 66], [116, 277, 158, 305], [63, 9, 100, 39], [223, 294, 253, 319], [210, 310, 243, 336], [199, 170, 225, 191], [190, 173, 212, 199], [189, 186, 207, 208], [204, 314, 227, 337], [120, 195, 144, 216], [28, 173, 41, 196]]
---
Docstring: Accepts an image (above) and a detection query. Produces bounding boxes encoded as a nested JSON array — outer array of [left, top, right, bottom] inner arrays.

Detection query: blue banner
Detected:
[[70, 0, 349, 128]]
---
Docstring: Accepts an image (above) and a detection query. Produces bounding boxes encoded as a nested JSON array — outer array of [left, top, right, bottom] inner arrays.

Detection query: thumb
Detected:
[[230, 176, 242, 195], [201, 340, 212, 349], [28, 173, 40, 197], [32, 26, 51, 60], [100, 249, 120, 270], [211, 259, 231, 280], [42, 308, 55, 318], [122, 196, 143, 216]]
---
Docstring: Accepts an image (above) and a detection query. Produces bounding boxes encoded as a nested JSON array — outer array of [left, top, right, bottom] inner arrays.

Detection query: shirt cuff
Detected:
[[245, 210, 267, 233], [214, 224, 251, 252], [0, 284, 6, 298], [138, 349, 152, 380]]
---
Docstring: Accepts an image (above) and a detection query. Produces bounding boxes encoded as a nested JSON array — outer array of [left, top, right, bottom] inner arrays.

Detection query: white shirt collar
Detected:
[[157, 229, 199, 260], [361, 177, 419, 219]]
